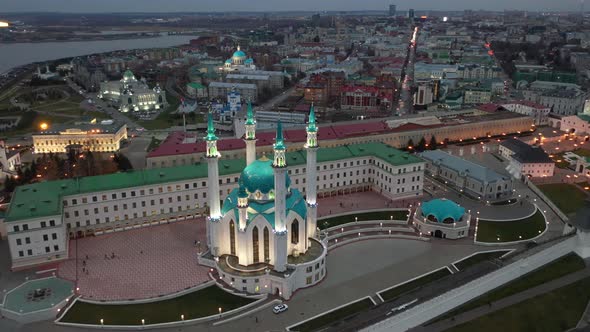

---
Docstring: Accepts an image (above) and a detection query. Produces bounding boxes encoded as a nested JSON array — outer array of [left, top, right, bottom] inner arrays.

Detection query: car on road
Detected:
[[272, 304, 288, 314]]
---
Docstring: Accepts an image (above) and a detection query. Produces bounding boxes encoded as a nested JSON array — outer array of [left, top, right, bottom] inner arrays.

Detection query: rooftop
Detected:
[[34, 121, 125, 136], [420, 150, 509, 183], [501, 138, 553, 163], [148, 112, 530, 159], [8, 142, 420, 222]]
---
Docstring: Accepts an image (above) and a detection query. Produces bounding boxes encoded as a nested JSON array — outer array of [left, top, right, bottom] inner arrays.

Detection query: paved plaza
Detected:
[[57, 219, 210, 301], [317, 191, 419, 218]]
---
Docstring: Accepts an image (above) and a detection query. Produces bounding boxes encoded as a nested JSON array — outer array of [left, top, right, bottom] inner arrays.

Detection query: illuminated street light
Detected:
[[40, 123, 49, 130]]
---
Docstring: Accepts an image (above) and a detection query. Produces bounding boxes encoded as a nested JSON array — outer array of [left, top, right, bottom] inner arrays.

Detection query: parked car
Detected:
[[272, 303, 288, 314]]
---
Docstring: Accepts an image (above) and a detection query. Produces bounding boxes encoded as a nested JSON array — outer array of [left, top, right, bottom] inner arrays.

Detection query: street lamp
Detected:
[[100, 318, 104, 325], [219, 307, 222, 318]]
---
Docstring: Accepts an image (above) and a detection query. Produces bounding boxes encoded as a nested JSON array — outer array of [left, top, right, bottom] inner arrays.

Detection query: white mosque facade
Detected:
[[203, 106, 326, 299], [223, 46, 256, 72], [98, 69, 167, 113]]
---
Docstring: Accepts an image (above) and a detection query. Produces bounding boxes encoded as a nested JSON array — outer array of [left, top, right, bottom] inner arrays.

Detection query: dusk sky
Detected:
[[2, 0, 582, 13]]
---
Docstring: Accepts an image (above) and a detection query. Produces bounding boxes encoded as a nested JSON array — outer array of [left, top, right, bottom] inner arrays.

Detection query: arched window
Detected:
[[252, 226, 259, 263], [291, 220, 299, 244], [229, 220, 236, 256], [263, 226, 270, 263]]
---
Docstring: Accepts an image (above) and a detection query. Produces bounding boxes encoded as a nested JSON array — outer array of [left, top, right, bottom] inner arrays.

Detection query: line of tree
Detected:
[[407, 136, 439, 152]]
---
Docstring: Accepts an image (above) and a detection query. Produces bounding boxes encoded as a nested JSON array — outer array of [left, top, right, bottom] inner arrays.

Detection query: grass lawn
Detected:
[[318, 210, 409, 230], [379, 268, 452, 302], [573, 149, 590, 158], [289, 298, 373, 332], [539, 183, 587, 215], [475, 210, 546, 243], [59, 286, 255, 326], [454, 250, 511, 271], [434, 253, 585, 323], [445, 276, 590, 332]]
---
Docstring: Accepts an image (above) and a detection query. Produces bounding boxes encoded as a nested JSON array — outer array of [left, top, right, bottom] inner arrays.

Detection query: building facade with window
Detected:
[[32, 121, 127, 154], [420, 150, 513, 200]]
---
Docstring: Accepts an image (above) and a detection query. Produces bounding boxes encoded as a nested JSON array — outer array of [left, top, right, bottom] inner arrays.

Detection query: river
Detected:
[[0, 34, 197, 74]]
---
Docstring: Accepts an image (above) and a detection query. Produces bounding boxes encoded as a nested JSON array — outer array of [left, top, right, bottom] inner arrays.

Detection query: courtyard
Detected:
[[57, 219, 210, 301]]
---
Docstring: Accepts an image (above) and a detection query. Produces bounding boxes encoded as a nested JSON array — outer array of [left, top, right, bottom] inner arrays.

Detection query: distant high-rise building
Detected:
[[389, 4, 396, 16], [408, 9, 415, 19]]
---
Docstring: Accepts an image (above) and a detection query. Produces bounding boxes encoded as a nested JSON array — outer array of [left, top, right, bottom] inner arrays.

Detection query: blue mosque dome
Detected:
[[233, 49, 247, 58], [239, 157, 290, 195], [421, 199, 465, 223]]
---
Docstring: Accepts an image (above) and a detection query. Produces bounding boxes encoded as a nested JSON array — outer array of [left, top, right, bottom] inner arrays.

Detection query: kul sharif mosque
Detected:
[[203, 104, 326, 299]]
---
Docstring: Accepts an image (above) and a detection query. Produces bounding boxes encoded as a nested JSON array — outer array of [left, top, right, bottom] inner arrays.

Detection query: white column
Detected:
[[274, 168, 287, 232], [274, 233, 288, 272], [306, 147, 318, 241], [274, 168, 288, 272], [245, 139, 257, 165], [207, 157, 221, 250]]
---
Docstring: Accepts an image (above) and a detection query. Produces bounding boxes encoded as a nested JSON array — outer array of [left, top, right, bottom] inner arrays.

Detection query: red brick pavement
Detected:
[[58, 219, 210, 301]]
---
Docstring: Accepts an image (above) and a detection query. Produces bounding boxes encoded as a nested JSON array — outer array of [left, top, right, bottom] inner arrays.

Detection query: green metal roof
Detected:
[[240, 158, 290, 194], [6, 161, 246, 222], [6, 142, 420, 222], [221, 188, 307, 228], [577, 114, 590, 122], [187, 82, 206, 89], [421, 198, 465, 222]]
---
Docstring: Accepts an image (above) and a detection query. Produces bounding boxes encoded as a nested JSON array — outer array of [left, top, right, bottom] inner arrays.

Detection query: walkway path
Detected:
[[410, 268, 590, 332]]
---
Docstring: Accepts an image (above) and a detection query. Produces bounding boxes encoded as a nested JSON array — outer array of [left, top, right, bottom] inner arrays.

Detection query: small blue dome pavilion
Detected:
[[421, 199, 465, 223]]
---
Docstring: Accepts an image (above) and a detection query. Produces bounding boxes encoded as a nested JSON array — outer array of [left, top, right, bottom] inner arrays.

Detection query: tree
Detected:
[[429, 136, 438, 150], [113, 153, 133, 171], [417, 137, 427, 152], [4, 175, 16, 193], [407, 139, 415, 150]]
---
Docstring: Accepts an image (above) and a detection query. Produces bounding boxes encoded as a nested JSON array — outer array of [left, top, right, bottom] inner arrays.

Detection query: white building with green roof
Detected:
[[6, 107, 425, 289], [98, 69, 167, 113]]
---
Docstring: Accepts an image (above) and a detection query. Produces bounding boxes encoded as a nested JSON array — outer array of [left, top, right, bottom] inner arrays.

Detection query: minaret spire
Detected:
[[244, 100, 257, 165], [272, 120, 288, 272], [305, 104, 319, 243], [205, 111, 221, 256]]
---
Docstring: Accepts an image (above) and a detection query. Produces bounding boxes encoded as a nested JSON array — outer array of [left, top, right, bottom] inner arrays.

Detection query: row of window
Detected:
[[18, 245, 59, 257], [15, 233, 58, 246], [66, 204, 201, 228], [64, 182, 209, 206], [12, 219, 56, 233], [65, 194, 208, 219]]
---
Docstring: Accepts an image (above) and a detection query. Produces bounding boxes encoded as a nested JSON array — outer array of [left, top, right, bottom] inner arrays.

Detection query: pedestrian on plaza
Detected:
[[82, 267, 85, 273], [85, 254, 89, 260], [255, 317, 258, 323], [82, 260, 86, 266], [140, 250, 143, 254], [111, 252, 115, 259]]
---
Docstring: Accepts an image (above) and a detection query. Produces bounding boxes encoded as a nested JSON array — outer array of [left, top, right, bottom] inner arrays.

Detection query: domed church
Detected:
[[223, 45, 256, 72], [204, 104, 326, 299]]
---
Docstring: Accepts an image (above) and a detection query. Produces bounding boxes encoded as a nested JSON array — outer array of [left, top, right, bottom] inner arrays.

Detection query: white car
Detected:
[[272, 304, 288, 314]]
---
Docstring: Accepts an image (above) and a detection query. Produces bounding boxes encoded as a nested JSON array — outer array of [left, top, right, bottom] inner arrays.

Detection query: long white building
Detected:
[[6, 107, 425, 276]]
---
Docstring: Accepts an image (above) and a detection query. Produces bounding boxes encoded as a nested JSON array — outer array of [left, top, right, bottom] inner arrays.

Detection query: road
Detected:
[[397, 26, 418, 116], [255, 86, 297, 112]]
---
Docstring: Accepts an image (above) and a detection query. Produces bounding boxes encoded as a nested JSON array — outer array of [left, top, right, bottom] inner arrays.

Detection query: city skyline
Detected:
[[1, 0, 583, 13]]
